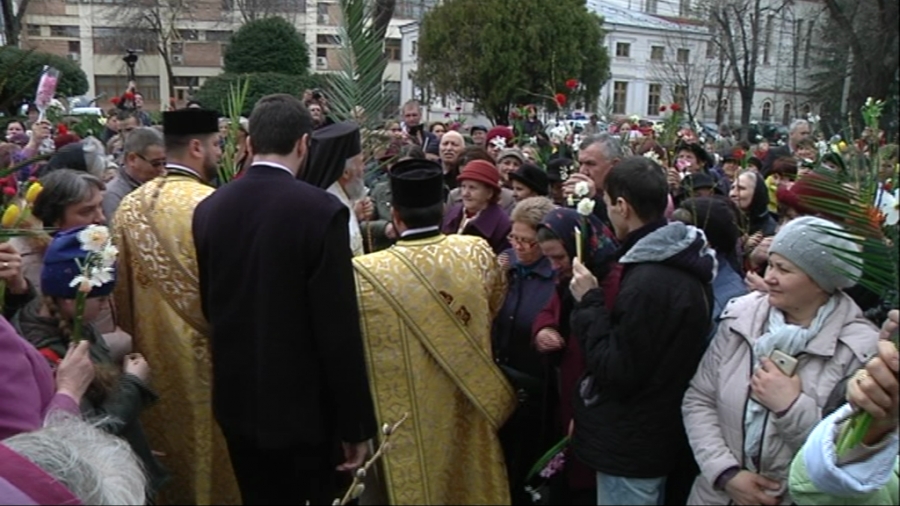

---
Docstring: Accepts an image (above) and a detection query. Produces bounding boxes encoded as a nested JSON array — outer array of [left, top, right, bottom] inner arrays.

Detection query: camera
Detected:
[[312, 89, 323, 100]]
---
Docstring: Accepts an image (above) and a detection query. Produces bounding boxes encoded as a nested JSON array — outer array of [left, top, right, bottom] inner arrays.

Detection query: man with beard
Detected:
[[113, 108, 241, 505], [301, 122, 370, 256]]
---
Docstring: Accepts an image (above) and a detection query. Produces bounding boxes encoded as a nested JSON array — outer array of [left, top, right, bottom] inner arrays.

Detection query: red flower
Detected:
[[565, 78, 579, 90], [734, 149, 746, 160], [3, 187, 16, 197], [555, 93, 567, 107], [670, 103, 682, 112], [123, 92, 135, 101], [509, 110, 521, 120], [110, 96, 121, 105], [56, 124, 68, 136], [659, 105, 667, 113]]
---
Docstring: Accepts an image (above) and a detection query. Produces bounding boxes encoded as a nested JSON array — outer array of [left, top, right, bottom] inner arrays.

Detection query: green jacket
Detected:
[[363, 178, 395, 253]]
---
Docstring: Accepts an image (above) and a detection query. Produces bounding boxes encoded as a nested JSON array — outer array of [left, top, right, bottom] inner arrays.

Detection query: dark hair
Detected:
[[393, 202, 443, 229], [795, 137, 816, 150], [398, 144, 425, 160], [5, 120, 26, 132], [770, 156, 799, 179], [458, 146, 493, 167], [249, 94, 312, 156], [33, 169, 106, 226], [604, 156, 668, 222], [116, 109, 138, 122]]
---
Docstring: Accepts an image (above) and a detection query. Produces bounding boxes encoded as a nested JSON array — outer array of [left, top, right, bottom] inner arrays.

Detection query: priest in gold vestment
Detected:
[[113, 109, 239, 505], [353, 159, 517, 505]]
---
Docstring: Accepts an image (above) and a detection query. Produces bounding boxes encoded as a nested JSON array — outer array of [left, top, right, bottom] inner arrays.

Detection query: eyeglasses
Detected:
[[136, 153, 167, 168], [507, 233, 538, 248]]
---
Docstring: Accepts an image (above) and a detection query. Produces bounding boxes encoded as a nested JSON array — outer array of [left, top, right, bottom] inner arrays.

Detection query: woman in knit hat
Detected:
[[13, 225, 168, 499], [682, 216, 879, 506], [441, 159, 512, 254]]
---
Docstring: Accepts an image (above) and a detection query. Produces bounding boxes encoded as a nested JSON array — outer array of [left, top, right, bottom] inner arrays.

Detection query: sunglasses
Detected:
[[136, 153, 167, 168]]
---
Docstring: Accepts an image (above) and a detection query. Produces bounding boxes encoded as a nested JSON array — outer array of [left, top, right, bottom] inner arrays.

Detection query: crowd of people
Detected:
[[0, 89, 897, 506]]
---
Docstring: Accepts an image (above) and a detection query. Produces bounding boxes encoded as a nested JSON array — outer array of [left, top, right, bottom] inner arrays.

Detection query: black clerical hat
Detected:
[[301, 121, 362, 188], [163, 109, 219, 136], [390, 159, 444, 208]]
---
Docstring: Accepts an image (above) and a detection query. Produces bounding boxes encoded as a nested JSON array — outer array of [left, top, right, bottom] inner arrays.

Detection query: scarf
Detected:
[[743, 296, 837, 470]]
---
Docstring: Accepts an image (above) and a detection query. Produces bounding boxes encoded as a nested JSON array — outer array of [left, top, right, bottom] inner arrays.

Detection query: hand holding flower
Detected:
[[569, 258, 598, 303], [751, 357, 801, 414]]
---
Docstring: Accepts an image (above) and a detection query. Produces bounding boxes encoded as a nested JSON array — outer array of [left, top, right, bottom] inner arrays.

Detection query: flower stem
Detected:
[[71, 291, 86, 343]]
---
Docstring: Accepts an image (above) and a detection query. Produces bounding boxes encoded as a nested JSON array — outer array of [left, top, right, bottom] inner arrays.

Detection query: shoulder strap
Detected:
[[355, 250, 516, 430]]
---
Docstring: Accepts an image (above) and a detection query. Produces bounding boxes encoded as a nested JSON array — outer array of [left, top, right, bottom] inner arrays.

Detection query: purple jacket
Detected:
[[0, 316, 79, 442], [441, 202, 512, 254]]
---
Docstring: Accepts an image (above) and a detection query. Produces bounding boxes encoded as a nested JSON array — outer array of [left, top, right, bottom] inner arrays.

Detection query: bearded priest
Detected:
[[353, 158, 516, 504]]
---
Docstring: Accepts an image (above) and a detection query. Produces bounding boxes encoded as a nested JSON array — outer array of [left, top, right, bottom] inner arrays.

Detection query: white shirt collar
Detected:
[[400, 225, 440, 238], [253, 161, 295, 176]]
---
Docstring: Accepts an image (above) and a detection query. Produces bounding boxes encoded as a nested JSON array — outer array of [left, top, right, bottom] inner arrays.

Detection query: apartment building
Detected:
[[19, 0, 432, 111]]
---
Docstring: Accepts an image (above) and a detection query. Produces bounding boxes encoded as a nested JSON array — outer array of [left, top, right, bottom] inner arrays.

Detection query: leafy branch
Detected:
[[333, 412, 409, 506]]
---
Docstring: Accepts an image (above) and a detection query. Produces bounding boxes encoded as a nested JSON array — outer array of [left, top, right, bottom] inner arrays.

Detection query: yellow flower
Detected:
[[1, 204, 20, 228], [25, 182, 43, 204], [838, 141, 848, 152]]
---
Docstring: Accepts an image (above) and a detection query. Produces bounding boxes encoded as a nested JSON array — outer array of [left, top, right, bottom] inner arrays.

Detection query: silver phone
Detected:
[[770, 349, 799, 377]]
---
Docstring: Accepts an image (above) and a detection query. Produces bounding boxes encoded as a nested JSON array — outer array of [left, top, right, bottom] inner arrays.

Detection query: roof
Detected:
[[585, 1, 709, 34]]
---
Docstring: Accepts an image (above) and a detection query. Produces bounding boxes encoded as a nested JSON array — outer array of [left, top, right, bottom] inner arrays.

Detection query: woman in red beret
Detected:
[[441, 159, 512, 253]]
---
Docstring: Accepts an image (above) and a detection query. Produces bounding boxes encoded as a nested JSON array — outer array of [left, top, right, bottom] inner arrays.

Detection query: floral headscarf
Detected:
[[538, 207, 617, 279]]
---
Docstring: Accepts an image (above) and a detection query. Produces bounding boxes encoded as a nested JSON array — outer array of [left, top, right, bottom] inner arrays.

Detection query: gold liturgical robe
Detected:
[[113, 174, 240, 505], [353, 234, 517, 505]]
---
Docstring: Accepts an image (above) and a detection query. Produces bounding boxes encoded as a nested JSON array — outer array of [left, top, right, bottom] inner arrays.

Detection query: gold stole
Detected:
[[370, 248, 515, 428]]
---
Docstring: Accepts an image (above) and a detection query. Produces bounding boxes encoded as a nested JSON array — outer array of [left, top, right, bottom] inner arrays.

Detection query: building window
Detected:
[[68, 40, 81, 53], [613, 81, 628, 114], [385, 38, 401, 61], [172, 76, 199, 87], [615, 42, 630, 58], [782, 102, 792, 125], [95, 75, 160, 102], [679, 0, 691, 17], [803, 21, 814, 68], [762, 101, 772, 122], [648, 83, 662, 116], [316, 34, 340, 45], [316, 47, 327, 58], [49, 25, 80, 38], [706, 40, 715, 59], [673, 85, 687, 106], [171, 42, 184, 55], [317, 3, 330, 24], [645, 0, 658, 14], [411, 40, 417, 56], [178, 29, 199, 41], [650, 46, 664, 62], [676, 48, 690, 63], [206, 30, 232, 42], [26, 24, 41, 37], [93, 27, 156, 54]]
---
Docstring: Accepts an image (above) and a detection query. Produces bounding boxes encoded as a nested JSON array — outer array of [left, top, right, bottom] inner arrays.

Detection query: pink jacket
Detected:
[[682, 291, 878, 505]]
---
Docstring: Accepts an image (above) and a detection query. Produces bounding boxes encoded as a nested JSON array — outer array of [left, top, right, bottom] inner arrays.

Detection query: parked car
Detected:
[[739, 122, 788, 144]]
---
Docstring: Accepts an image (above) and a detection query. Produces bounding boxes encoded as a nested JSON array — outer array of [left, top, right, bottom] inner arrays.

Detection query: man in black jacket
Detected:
[[568, 156, 715, 505], [192, 94, 376, 505]]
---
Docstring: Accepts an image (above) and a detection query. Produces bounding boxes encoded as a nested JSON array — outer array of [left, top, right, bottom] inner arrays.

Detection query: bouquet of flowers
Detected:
[[0, 179, 45, 311], [68, 225, 118, 343], [523, 436, 569, 504]]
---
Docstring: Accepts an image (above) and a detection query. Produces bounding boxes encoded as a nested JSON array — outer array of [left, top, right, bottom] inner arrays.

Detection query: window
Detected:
[[676, 48, 690, 63], [171, 42, 184, 55], [317, 3, 330, 24], [93, 28, 156, 54], [172, 76, 199, 87], [385, 38, 401, 61], [648, 83, 662, 116], [206, 30, 232, 42], [673, 85, 687, 106], [613, 81, 628, 114], [95, 75, 160, 102], [679, 0, 691, 17], [49, 25, 80, 38], [782, 102, 792, 125], [26, 24, 41, 37], [706, 40, 715, 59], [68, 40, 81, 53], [411, 40, 417, 56], [178, 29, 199, 41], [650, 46, 664, 62], [645, 0, 658, 14], [316, 34, 340, 45], [762, 101, 772, 122], [615, 42, 630, 58], [316, 47, 327, 58], [803, 21, 814, 68]]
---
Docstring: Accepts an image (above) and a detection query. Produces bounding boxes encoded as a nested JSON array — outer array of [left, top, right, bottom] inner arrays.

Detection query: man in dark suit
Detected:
[[192, 94, 376, 505]]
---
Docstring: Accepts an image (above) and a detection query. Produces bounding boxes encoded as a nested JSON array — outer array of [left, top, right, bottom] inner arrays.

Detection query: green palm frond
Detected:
[[328, 0, 393, 155], [218, 75, 251, 185]]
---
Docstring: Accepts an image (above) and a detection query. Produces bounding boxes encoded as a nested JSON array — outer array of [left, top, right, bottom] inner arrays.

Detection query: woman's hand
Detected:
[[0, 242, 28, 294], [569, 257, 598, 303], [744, 232, 764, 252], [848, 312, 899, 441], [535, 328, 565, 353], [56, 340, 95, 402], [124, 353, 150, 383], [724, 470, 781, 506], [745, 270, 768, 293], [751, 357, 801, 414], [749, 236, 773, 269], [26, 120, 51, 149]]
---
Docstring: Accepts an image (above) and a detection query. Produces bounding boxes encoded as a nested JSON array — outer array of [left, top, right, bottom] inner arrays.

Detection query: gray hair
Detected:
[[33, 168, 106, 226], [789, 119, 809, 133], [579, 132, 628, 159], [81, 137, 110, 179], [124, 127, 164, 156], [3, 413, 147, 505]]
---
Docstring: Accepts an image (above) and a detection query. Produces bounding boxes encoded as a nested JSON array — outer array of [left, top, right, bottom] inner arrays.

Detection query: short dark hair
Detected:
[[116, 109, 138, 122], [458, 146, 493, 167], [393, 202, 443, 229], [164, 132, 217, 157], [33, 169, 106, 226], [249, 94, 312, 156], [604, 156, 668, 222]]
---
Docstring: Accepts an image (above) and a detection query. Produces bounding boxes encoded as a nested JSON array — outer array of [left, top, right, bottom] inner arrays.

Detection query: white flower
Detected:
[[89, 265, 115, 286], [527, 136, 538, 146], [489, 137, 507, 150], [100, 244, 119, 267], [878, 188, 899, 226], [566, 195, 575, 207], [865, 97, 874, 107], [97, 116, 107, 126], [754, 134, 763, 141], [652, 123, 665, 134], [629, 114, 640, 124], [574, 181, 590, 197], [577, 198, 595, 216], [77, 225, 110, 253], [643, 150, 662, 164], [816, 140, 828, 155], [69, 274, 103, 290]]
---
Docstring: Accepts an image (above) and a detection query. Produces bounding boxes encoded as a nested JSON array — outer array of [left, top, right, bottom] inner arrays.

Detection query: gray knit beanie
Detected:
[[769, 216, 862, 293]]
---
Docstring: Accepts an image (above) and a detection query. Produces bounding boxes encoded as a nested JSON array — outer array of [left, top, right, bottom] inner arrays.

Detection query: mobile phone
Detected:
[[769, 349, 799, 377]]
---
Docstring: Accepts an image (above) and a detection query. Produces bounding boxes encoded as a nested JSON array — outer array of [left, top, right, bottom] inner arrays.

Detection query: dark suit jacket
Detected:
[[193, 164, 376, 450]]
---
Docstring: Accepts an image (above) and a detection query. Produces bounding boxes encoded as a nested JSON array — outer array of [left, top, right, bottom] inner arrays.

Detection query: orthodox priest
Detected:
[[301, 122, 367, 256], [113, 108, 239, 505], [352, 158, 517, 504]]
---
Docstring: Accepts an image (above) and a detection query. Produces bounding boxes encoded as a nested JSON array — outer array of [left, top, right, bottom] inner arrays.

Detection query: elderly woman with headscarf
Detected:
[[730, 169, 778, 260], [682, 216, 879, 505], [441, 160, 512, 254]]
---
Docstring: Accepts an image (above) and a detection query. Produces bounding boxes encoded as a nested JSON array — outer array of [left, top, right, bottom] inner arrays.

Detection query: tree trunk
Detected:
[[1, 0, 17, 45], [159, 46, 176, 103], [739, 91, 753, 141], [715, 58, 726, 126]]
